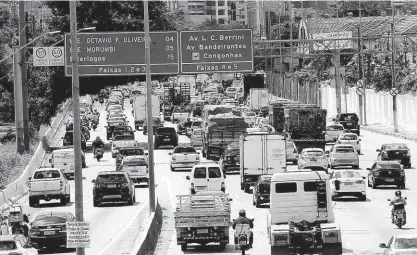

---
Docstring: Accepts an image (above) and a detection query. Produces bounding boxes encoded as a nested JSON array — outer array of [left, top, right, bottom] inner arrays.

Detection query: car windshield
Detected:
[[157, 128, 175, 134], [97, 174, 127, 182], [332, 171, 361, 178], [339, 114, 358, 121], [335, 146, 354, 153], [340, 134, 357, 140], [378, 163, 402, 170], [119, 149, 144, 156], [394, 238, 417, 249], [385, 144, 408, 150], [0, 241, 17, 251], [303, 150, 323, 157], [34, 170, 61, 179], [245, 112, 256, 117], [35, 215, 67, 224], [327, 125, 344, 131], [174, 147, 196, 153], [124, 159, 147, 166]]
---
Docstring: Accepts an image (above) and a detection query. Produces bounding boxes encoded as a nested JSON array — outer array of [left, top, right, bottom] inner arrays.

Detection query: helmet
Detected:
[[96, 136, 101, 141], [395, 190, 402, 197], [239, 209, 246, 217]]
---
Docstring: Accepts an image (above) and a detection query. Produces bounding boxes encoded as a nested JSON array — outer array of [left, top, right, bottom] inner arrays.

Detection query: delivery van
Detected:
[[49, 147, 86, 179]]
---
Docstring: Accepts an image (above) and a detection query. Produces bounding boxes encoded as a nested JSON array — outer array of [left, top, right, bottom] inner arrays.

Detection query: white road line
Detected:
[[164, 176, 180, 255], [96, 202, 146, 255]]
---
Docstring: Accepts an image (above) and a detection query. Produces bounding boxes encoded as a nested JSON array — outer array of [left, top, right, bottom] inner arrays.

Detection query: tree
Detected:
[[338, 1, 392, 17]]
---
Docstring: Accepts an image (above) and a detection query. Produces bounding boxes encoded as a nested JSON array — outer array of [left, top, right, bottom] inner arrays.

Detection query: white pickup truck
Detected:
[[169, 146, 200, 171], [120, 155, 149, 185], [28, 168, 71, 207]]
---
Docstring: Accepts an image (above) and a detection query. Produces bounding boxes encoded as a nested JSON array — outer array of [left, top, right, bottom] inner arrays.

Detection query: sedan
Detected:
[[327, 144, 359, 169], [336, 133, 361, 154], [298, 148, 328, 171], [0, 234, 37, 254], [330, 170, 366, 201], [325, 124, 345, 142], [380, 234, 417, 254], [367, 161, 405, 189], [29, 211, 75, 250]]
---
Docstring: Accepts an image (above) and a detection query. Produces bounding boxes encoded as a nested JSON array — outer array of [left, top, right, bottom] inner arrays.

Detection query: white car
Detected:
[[298, 148, 328, 171], [170, 146, 200, 171], [330, 170, 366, 201], [336, 133, 361, 154], [325, 124, 345, 142], [380, 234, 417, 254], [328, 144, 359, 169], [186, 163, 225, 194], [0, 235, 38, 254], [120, 155, 148, 185], [286, 141, 298, 164], [111, 139, 137, 158], [225, 87, 237, 98]]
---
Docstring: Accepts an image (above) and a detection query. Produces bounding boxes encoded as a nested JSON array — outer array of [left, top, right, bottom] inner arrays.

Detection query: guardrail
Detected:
[[0, 99, 72, 212]]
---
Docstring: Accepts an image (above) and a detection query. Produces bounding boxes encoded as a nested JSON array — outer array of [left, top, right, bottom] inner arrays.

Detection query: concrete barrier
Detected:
[[0, 99, 71, 212], [130, 201, 163, 255]]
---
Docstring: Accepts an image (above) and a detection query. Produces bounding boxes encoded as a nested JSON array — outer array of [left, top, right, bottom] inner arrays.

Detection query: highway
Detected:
[[153, 129, 417, 255]]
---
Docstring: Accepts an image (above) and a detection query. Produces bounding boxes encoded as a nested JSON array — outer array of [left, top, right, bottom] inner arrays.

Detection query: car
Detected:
[[106, 103, 123, 112], [336, 133, 361, 154], [327, 144, 359, 169], [107, 111, 126, 121], [112, 125, 134, 139], [62, 130, 87, 150], [219, 146, 240, 174], [190, 128, 204, 147], [115, 146, 145, 171], [188, 119, 202, 137], [330, 170, 366, 201], [177, 119, 191, 135], [225, 87, 237, 98], [298, 148, 328, 171], [0, 234, 37, 254], [108, 116, 127, 126], [169, 146, 200, 171], [92, 171, 136, 207], [252, 174, 272, 208], [242, 111, 257, 126], [325, 124, 345, 142], [111, 136, 136, 158], [335, 113, 360, 135], [29, 211, 75, 249], [380, 234, 417, 254], [286, 141, 298, 165], [154, 127, 178, 149], [186, 163, 225, 194], [377, 143, 411, 168], [143, 117, 163, 135], [367, 161, 405, 189], [120, 155, 148, 185]]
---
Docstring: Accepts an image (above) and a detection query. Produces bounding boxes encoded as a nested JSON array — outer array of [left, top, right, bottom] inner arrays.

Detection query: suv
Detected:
[[112, 125, 134, 139], [92, 171, 136, 207], [62, 130, 87, 150], [335, 113, 360, 135], [252, 174, 272, 208], [219, 147, 240, 174], [143, 117, 163, 135], [155, 127, 178, 149], [377, 143, 411, 169], [367, 161, 405, 189]]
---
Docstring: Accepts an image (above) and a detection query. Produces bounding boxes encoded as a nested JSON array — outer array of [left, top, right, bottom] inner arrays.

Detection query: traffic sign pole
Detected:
[[69, 2, 85, 255]]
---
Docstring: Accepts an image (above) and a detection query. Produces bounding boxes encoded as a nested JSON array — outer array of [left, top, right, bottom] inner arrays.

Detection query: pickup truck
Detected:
[[171, 112, 189, 124], [174, 191, 232, 251], [120, 155, 149, 185], [28, 168, 70, 207], [169, 146, 200, 171]]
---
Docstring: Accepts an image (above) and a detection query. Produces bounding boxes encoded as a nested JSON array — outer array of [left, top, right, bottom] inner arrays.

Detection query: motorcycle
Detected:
[[92, 123, 98, 131], [234, 219, 254, 255], [99, 98, 104, 105], [95, 147, 104, 161], [388, 198, 407, 229]]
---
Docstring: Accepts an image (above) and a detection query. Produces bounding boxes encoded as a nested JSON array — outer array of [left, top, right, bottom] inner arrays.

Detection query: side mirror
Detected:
[[91, 179, 96, 184], [405, 197, 407, 200], [334, 180, 341, 191], [28, 177, 31, 181], [186, 176, 190, 180], [366, 168, 371, 170], [376, 149, 380, 152], [168, 152, 172, 155], [379, 243, 387, 248], [228, 198, 233, 202], [362, 176, 366, 180], [387, 199, 391, 202], [48, 159, 51, 163]]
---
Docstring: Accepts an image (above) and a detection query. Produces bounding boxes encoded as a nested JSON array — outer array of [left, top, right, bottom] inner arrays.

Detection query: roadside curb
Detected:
[[362, 126, 417, 142], [131, 201, 163, 255]]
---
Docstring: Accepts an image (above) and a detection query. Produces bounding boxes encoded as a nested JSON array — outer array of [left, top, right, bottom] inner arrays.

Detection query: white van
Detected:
[[186, 163, 225, 194], [49, 148, 86, 179]]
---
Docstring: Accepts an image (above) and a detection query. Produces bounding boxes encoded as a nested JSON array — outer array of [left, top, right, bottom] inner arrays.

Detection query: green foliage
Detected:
[[192, 19, 246, 31], [338, 1, 392, 17]]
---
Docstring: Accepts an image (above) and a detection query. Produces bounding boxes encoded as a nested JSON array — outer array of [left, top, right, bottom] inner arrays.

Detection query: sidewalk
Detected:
[[362, 123, 417, 142]]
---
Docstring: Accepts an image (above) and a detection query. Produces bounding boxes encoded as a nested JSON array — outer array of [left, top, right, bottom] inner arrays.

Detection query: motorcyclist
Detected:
[[390, 190, 407, 223], [92, 136, 104, 156], [232, 209, 253, 248], [91, 114, 99, 125], [93, 109, 100, 117]]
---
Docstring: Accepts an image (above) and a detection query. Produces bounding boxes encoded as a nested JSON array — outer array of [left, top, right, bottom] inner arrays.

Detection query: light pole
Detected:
[[51, 27, 96, 47]]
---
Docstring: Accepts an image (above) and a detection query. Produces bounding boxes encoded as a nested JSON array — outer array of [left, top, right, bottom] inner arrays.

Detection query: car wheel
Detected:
[[29, 197, 38, 207], [143, 131, 147, 135], [82, 161, 86, 168], [359, 194, 366, 201], [240, 182, 244, 190], [398, 183, 406, 190], [367, 178, 371, 187], [112, 153, 116, 158], [371, 180, 377, 189], [353, 165, 359, 169], [127, 194, 134, 205], [406, 163, 412, 169], [293, 160, 298, 165], [66, 195, 71, 203], [181, 243, 187, 251], [154, 144, 158, 149], [170, 166, 175, 172], [357, 150, 361, 155], [60, 196, 67, 205], [331, 195, 337, 201], [244, 184, 250, 193], [255, 197, 261, 208]]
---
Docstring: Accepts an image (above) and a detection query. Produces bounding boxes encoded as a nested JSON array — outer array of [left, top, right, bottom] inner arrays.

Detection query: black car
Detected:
[[92, 171, 135, 207], [177, 119, 192, 135], [143, 117, 163, 135], [252, 175, 272, 208], [367, 161, 405, 189], [155, 127, 178, 149], [377, 143, 411, 168], [335, 113, 360, 135], [29, 211, 75, 249], [62, 130, 87, 150], [113, 125, 134, 138], [106, 122, 120, 140], [219, 147, 240, 174]]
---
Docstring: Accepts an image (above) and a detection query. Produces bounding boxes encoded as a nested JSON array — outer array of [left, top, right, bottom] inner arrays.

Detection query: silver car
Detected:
[[328, 144, 359, 169]]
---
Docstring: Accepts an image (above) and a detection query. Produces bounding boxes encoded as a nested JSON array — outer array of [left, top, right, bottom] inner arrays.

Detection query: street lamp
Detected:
[[51, 26, 96, 46]]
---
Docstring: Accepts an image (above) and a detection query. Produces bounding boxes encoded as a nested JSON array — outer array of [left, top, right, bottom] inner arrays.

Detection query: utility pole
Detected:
[[13, 47, 24, 154], [334, 3, 342, 116], [391, 3, 399, 132], [357, 26, 364, 126], [144, 0, 156, 213], [19, 2, 30, 152], [69, 2, 85, 255]]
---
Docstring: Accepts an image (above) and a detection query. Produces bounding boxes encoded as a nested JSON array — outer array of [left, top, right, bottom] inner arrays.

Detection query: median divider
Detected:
[[0, 99, 72, 212]]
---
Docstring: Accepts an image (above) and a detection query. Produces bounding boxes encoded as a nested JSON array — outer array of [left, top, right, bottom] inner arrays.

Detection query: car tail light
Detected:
[[60, 181, 63, 188], [407, 150, 411, 157], [221, 182, 225, 189], [356, 180, 364, 184], [293, 148, 297, 153], [401, 171, 405, 176], [374, 171, 380, 176], [196, 155, 200, 161], [191, 183, 194, 189]]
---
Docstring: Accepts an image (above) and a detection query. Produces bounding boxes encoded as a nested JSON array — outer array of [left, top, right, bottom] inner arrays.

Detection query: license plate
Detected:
[[130, 170, 138, 172], [107, 184, 117, 188], [196, 186, 206, 190], [347, 123, 352, 126], [397, 213, 403, 219], [197, 228, 208, 234], [310, 159, 317, 162], [164, 138, 170, 141], [344, 182, 353, 185], [44, 231, 55, 235], [239, 240, 247, 245], [385, 178, 395, 182]]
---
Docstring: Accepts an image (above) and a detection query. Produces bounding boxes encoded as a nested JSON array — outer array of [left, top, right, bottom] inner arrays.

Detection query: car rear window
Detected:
[[124, 159, 147, 166], [275, 182, 297, 193], [34, 170, 61, 179], [97, 174, 127, 182], [394, 238, 417, 249], [119, 149, 144, 156], [114, 135, 134, 141], [208, 167, 222, 178], [157, 128, 176, 134], [335, 146, 354, 153], [174, 147, 196, 153], [0, 241, 17, 250], [339, 114, 358, 121], [194, 167, 206, 178], [302, 150, 323, 157], [385, 144, 408, 150], [35, 215, 67, 224], [327, 125, 344, 131], [340, 134, 357, 140], [245, 112, 256, 117], [378, 163, 402, 170], [332, 171, 361, 178]]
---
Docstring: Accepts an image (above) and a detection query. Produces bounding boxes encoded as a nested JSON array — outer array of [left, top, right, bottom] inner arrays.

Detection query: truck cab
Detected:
[[268, 171, 342, 254]]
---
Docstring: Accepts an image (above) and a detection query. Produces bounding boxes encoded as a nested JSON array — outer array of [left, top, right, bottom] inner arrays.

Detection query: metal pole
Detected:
[[391, 4, 399, 132], [69, 2, 85, 255], [13, 47, 24, 154], [144, 0, 156, 213], [20, 6, 30, 152], [335, 52, 342, 115], [357, 26, 363, 125]]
